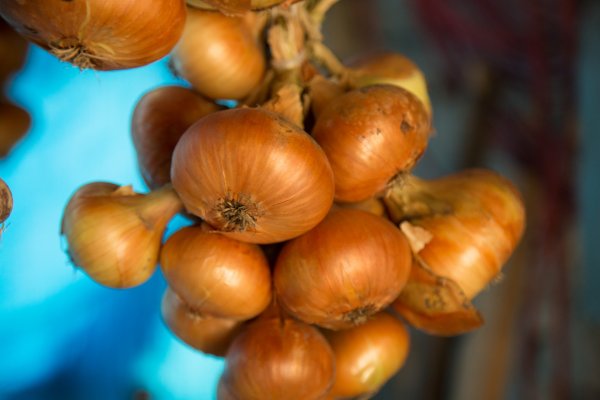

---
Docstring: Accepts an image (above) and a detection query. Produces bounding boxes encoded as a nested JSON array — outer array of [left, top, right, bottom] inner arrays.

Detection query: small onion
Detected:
[[0, 100, 31, 158], [312, 84, 432, 202], [274, 208, 412, 330], [324, 312, 410, 399], [131, 86, 222, 189], [171, 107, 335, 244], [385, 169, 526, 299], [1, 178, 12, 225], [161, 288, 243, 357], [0, 0, 186, 70], [221, 315, 335, 400], [160, 224, 272, 320], [61, 183, 182, 288], [171, 8, 266, 100], [348, 52, 432, 115]]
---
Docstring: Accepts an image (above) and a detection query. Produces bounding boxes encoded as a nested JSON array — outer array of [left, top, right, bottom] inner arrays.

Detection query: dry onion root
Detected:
[[186, 0, 302, 15], [0, 0, 186, 70]]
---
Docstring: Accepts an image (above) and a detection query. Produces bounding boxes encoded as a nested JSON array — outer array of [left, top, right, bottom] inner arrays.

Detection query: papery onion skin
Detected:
[[348, 52, 432, 115], [160, 224, 272, 320], [171, 107, 335, 244], [187, 0, 301, 13], [172, 8, 265, 100], [274, 208, 412, 330], [61, 183, 182, 288], [386, 169, 526, 299], [324, 312, 410, 399], [161, 288, 243, 357], [0, 0, 186, 70], [0, 100, 31, 158], [0, 178, 12, 224], [222, 316, 335, 400], [131, 86, 222, 189], [312, 84, 432, 202]]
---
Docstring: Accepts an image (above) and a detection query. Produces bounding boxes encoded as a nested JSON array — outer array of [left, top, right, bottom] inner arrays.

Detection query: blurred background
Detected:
[[0, 0, 598, 399]]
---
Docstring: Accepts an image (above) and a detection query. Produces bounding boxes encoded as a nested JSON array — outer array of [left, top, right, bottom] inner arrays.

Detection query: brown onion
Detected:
[[0, 0, 186, 70], [324, 312, 410, 399], [61, 183, 182, 288], [131, 86, 222, 189], [274, 208, 412, 330], [0, 100, 31, 158], [171, 107, 335, 244], [348, 52, 432, 115], [385, 169, 526, 299], [160, 224, 272, 320], [161, 288, 243, 357], [0, 178, 12, 225], [221, 315, 335, 400], [171, 8, 265, 100], [0, 17, 28, 80], [312, 84, 432, 202]]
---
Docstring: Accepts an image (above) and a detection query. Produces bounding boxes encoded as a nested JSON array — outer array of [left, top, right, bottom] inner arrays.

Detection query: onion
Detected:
[[336, 197, 386, 217], [171, 107, 335, 244], [160, 224, 272, 320], [0, 100, 31, 158], [221, 315, 335, 400], [274, 208, 412, 330], [0, 0, 186, 70], [161, 288, 243, 357], [347, 52, 432, 115], [324, 312, 410, 399], [312, 84, 432, 202], [61, 183, 182, 288], [171, 8, 266, 100], [0, 178, 12, 225], [385, 169, 526, 299], [131, 86, 222, 189], [0, 17, 28, 80]]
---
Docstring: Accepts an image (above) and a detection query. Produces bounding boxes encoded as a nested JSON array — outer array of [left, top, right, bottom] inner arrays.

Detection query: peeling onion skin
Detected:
[[221, 316, 335, 400], [131, 86, 222, 190], [312, 84, 432, 203], [171, 107, 335, 244], [0, 0, 187, 70], [274, 208, 412, 330]]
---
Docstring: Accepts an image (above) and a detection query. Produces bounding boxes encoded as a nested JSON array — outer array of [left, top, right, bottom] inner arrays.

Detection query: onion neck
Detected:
[[136, 184, 184, 230]]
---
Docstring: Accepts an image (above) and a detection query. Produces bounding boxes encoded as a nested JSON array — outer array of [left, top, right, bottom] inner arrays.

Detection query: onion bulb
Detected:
[[312, 84, 432, 202], [324, 312, 410, 399], [171, 107, 335, 244], [61, 183, 182, 288], [347, 52, 432, 115], [131, 86, 222, 189], [160, 224, 272, 320], [0, 0, 186, 70], [171, 8, 266, 99], [221, 315, 335, 400], [161, 288, 243, 357], [274, 208, 412, 330], [0, 178, 12, 225], [385, 169, 526, 299], [0, 100, 31, 158]]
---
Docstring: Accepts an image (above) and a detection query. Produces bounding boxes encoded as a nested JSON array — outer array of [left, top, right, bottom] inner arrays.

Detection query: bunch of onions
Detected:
[[312, 84, 432, 202], [219, 313, 335, 400], [0, 100, 31, 158], [385, 169, 526, 300], [131, 86, 222, 189], [61, 183, 182, 288], [274, 208, 412, 330], [171, 107, 335, 244], [0, 178, 12, 225], [171, 8, 266, 100], [346, 52, 432, 115], [160, 224, 272, 320], [324, 312, 411, 399], [161, 288, 243, 357], [187, 0, 301, 14], [0, 0, 186, 70]]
